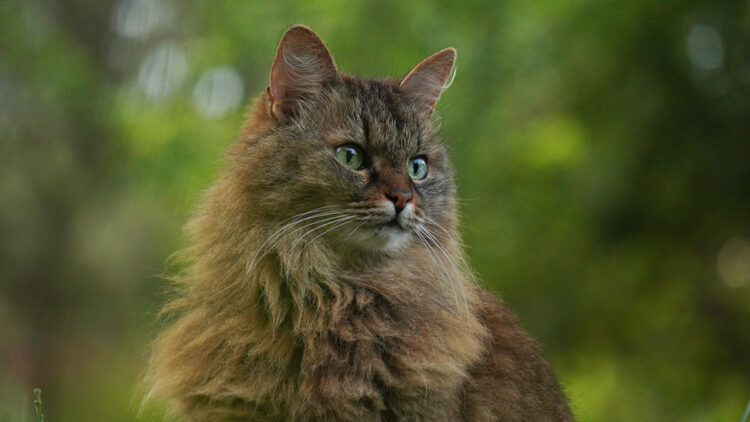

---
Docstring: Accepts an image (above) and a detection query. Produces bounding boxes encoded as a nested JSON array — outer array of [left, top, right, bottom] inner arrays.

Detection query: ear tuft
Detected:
[[400, 48, 457, 117], [268, 25, 338, 120]]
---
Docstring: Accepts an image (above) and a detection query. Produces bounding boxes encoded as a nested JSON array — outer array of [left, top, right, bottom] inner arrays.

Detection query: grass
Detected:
[[32, 389, 43, 422]]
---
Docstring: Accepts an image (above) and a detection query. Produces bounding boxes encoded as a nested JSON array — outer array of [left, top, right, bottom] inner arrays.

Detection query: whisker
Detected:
[[303, 216, 359, 248], [414, 227, 463, 315], [277, 205, 342, 226], [417, 221, 485, 301], [271, 214, 352, 268], [285, 215, 358, 268], [415, 216, 474, 273], [340, 218, 370, 246], [291, 215, 357, 249], [418, 215, 467, 247], [244, 208, 346, 280], [418, 225, 470, 314]]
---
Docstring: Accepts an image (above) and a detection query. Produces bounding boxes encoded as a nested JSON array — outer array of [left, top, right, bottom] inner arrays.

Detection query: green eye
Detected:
[[335, 144, 365, 170], [408, 156, 428, 180]]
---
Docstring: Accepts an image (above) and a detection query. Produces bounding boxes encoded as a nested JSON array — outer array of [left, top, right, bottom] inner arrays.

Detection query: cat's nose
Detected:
[[387, 188, 413, 214]]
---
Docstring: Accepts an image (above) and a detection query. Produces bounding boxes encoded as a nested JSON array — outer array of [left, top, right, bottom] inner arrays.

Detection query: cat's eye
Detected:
[[335, 144, 365, 170], [408, 156, 428, 180]]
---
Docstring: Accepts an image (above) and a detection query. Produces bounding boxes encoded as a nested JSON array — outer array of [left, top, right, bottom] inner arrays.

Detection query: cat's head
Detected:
[[237, 26, 457, 256]]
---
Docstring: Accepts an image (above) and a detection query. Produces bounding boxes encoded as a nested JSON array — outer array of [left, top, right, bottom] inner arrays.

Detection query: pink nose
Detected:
[[387, 188, 412, 213]]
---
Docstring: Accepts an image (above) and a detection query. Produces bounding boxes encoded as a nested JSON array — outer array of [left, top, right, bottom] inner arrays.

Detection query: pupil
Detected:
[[346, 149, 353, 163], [413, 162, 418, 173]]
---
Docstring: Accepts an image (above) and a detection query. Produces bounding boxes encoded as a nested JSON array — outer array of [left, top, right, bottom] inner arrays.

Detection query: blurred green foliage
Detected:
[[1, 0, 749, 420]]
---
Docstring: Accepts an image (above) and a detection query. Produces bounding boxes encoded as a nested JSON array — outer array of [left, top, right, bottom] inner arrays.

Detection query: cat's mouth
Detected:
[[385, 218, 403, 230], [328, 202, 415, 253], [332, 213, 412, 253]]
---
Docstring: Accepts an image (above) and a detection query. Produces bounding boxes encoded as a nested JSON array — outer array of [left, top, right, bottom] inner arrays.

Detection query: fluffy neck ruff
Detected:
[[147, 103, 488, 421]]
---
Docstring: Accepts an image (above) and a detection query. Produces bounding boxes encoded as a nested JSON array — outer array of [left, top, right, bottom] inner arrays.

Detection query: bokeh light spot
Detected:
[[113, 0, 171, 39], [717, 237, 750, 288], [137, 42, 189, 101], [191, 66, 245, 119], [685, 23, 724, 71]]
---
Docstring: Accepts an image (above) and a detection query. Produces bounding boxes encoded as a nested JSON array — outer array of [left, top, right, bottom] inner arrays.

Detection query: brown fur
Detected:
[[147, 26, 574, 421]]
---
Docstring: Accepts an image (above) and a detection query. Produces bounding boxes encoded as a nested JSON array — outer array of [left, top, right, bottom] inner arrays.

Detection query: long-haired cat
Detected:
[[147, 25, 574, 421]]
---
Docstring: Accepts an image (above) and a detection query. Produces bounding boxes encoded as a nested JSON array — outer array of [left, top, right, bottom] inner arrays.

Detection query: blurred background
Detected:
[[1, 0, 749, 420]]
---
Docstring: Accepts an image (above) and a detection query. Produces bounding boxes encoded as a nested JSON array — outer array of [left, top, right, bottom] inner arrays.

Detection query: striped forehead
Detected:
[[347, 78, 420, 159]]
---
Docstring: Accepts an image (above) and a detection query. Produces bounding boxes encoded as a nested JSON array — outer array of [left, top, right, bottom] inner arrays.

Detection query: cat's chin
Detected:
[[337, 224, 413, 254]]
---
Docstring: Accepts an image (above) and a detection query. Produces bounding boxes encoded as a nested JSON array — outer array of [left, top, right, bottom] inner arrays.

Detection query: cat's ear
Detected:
[[400, 48, 456, 117], [268, 25, 339, 120]]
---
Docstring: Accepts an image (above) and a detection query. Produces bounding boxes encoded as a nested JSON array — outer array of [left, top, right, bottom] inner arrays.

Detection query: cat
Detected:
[[146, 25, 575, 422]]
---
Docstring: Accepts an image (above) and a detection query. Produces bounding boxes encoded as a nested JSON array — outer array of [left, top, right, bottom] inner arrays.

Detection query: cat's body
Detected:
[[148, 26, 574, 421]]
